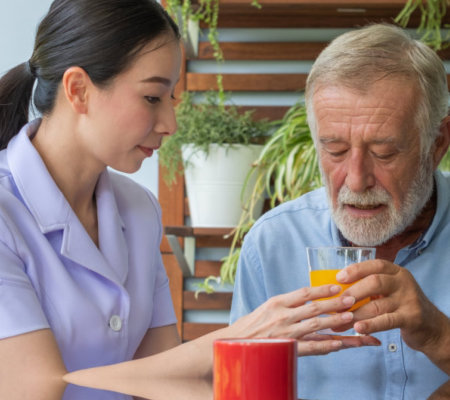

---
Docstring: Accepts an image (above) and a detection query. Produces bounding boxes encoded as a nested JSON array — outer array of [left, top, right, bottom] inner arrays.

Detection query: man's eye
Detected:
[[145, 96, 161, 105], [328, 150, 347, 157], [373, 152, 395, 160]]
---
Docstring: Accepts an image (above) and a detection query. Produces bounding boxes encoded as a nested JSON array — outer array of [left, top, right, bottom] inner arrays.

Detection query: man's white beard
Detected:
[[328, 158, 434, 246]]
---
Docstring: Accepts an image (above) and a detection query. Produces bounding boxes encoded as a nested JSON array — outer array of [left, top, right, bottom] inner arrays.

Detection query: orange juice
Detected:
[[309, 269, 369, 312]]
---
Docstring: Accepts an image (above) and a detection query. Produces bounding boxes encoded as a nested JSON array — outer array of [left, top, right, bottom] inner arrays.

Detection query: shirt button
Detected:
[[388, 343, 397, 352], [109, 315, 122, 332]]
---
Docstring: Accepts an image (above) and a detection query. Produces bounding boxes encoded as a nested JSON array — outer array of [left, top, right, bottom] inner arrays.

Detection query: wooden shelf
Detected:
[[164, 226, 235, 237], [192, 0, 450, 29]]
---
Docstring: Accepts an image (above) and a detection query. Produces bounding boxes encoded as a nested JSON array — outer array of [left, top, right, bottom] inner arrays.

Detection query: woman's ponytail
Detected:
[[0, 62, 36, 150]]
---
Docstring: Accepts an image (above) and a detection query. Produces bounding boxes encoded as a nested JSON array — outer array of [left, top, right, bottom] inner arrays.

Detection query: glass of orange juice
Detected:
[[307, 246, 375, 335]]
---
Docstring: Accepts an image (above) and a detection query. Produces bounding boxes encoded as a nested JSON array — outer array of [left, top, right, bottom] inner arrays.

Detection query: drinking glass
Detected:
[[306, 246, 376, 335]]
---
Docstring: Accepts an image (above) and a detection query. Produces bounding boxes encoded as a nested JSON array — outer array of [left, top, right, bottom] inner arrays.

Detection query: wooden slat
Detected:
[[197, 42, 327, 60], [196, 235, 234, 247], [183, 291, 233, 310], [197, 41, 450, 62], [437, 48, 450, 60], [165, 226, 234, 248], [182, 322, 228, 341], [195, 260, 222, 277], [240, 105, 289, 121], [162, 254, 184, 336], [216, 0, 411, 5], [187, 73, 308, 91], [209, 1, 448, 29], [188, 73, 450, 92], [165, 226, 234, 237]]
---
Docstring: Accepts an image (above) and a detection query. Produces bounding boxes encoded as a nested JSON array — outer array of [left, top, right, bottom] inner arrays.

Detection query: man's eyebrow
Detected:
[[140, 76, 171, 85]]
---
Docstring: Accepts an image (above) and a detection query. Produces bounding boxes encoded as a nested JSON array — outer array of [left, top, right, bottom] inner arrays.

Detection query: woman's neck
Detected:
[[32, 115, 101, 246]]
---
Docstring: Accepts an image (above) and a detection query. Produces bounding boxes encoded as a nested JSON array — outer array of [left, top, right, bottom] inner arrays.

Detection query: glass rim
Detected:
[[306, 246, 376, 251]]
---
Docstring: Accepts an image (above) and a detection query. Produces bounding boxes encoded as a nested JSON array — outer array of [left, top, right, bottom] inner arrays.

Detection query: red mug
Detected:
[[213, 338, 297, 400]]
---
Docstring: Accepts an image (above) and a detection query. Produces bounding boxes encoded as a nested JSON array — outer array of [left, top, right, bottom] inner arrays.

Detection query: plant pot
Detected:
[[182, 143, 264, 227]]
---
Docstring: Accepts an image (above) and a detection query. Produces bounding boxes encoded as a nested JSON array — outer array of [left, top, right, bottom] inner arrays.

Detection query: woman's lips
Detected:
[[138, 145, 155, 157]]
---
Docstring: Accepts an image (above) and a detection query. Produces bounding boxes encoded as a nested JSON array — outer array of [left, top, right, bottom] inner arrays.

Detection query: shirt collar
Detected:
[[7, 119, 128, 284], [416, 170, 450, 250], [7, 119, 71, 232]]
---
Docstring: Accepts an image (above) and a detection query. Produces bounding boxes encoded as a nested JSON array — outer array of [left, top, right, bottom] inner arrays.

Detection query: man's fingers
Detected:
[[337, 259, 399, 284], [354, 312, 402, 335], [352, 296, 396, 321], [341, 273, 399, 303]]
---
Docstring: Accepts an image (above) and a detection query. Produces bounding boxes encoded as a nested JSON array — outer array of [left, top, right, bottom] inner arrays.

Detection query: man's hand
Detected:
[[337, 259, 450, 373]]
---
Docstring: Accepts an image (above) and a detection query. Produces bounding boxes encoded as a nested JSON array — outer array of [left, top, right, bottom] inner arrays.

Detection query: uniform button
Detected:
[[388, 343, 397, 352], [109, 315, 122, 332]]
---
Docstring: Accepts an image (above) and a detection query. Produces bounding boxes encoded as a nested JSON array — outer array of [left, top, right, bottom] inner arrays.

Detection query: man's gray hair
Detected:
[[305, 23, 448, 158]]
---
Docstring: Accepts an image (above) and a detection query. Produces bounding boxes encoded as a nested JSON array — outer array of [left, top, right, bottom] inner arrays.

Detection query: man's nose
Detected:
[[345, 150, 375, 193]]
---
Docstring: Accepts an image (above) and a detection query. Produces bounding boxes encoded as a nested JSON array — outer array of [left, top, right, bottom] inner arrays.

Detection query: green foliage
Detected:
[[165, 0, 261, 95], [439, 149, 450, 171], [395, 0, 450, 50], [166, 0, 222, 62], [158, 91, 272, 184]]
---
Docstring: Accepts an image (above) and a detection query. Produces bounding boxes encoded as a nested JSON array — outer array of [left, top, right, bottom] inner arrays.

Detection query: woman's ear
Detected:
[[61, 66, 91, 114], [433, 115, 450, 169]]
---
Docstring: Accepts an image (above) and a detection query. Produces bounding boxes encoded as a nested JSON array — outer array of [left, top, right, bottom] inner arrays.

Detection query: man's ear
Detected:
[[61, 66, 91, 114], [433, 115, 450, 169]]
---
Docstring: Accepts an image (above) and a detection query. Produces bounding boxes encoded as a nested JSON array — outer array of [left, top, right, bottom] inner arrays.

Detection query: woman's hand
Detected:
[[229, 284, 380, 356]]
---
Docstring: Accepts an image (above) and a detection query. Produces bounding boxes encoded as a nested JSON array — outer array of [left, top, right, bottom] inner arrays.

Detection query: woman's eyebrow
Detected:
[[140, 76, 171, 85]]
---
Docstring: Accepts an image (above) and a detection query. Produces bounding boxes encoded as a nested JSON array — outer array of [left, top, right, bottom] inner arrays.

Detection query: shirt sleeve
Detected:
[[0, 239, 50, 339], [229, 233, 268, 324]]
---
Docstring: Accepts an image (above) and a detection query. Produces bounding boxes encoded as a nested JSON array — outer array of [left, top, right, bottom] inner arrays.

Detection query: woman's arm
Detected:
[[64, 285, 380, 399], [132, 325, 181, 400], [0, 329, 67, 400], [133, 325, 181, 359]]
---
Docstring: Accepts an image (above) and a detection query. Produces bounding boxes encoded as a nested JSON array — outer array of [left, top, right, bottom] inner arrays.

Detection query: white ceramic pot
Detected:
[[182, 143, 264, 227]]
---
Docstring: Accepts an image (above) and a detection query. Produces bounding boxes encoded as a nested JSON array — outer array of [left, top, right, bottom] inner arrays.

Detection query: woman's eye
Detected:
[[145, 96, 161, 105]]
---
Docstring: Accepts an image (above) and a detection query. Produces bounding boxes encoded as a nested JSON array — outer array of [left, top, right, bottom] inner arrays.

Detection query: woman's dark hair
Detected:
[[0, 0, 180, 149]]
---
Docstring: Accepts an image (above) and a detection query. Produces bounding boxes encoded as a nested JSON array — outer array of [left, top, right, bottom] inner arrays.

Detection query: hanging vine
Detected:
[[395, 0, 450, 50]]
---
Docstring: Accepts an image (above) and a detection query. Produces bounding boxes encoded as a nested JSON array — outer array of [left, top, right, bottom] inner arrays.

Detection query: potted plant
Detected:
[[158, 91, 273, 227], [195, 102, 321, 292]]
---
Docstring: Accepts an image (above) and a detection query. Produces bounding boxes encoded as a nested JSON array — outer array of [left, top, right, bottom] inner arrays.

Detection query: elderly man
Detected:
[[230, 24, 450, 400]]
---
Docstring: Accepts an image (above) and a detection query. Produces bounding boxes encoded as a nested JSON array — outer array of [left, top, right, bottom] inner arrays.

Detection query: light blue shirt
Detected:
[[230, 171, 450, 400], [0, 120, 176, 400]]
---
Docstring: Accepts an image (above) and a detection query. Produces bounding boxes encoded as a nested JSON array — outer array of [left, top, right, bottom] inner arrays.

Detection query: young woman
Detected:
[[0, 1, 378, 399]]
